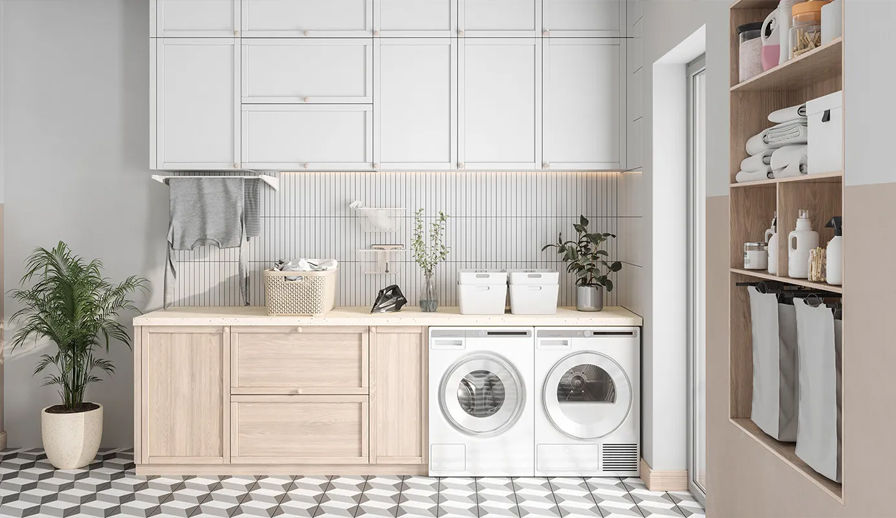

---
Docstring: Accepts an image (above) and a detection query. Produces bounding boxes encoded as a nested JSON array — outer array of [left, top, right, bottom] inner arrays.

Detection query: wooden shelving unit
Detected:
[[729, 1, 844, 502]]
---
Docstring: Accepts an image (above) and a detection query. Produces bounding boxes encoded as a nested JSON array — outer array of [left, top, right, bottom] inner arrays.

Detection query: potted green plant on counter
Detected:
[[412, 209, 450, 312], [542, 215, 622, 312], [9, 242, 147, 469]]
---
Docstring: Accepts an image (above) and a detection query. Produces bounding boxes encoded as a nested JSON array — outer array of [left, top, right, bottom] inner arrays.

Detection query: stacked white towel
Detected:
[[738, 104, 811, 183], [771, 145, 808, 178]]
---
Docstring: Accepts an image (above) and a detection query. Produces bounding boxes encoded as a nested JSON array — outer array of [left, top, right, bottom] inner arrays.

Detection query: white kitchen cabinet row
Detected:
[[150, 0, 626, 39], [150, 37, 626, 171]]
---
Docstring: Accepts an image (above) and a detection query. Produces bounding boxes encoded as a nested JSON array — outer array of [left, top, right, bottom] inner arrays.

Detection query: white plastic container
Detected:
[[788, 209, 819, 279], [807, 91, 843, 174], [457, 270, 508, 315], [508, 269, 560, 315]]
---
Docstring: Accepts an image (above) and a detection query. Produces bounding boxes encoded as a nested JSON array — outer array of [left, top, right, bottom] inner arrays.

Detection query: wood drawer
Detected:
[[231, 326, 368, 394], [231, 395, 368, 464]]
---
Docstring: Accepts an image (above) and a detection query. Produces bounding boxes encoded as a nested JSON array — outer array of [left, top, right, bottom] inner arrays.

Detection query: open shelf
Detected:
[[730, 268, 843, 293], [732, 38, 842, 92], [730, 171, 842, 188]]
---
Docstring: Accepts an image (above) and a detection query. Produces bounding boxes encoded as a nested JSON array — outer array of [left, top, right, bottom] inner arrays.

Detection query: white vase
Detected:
[[41, 403, 103, 469]]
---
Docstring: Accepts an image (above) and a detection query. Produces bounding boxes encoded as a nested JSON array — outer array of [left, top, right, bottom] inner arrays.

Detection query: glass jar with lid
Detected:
[[790, 0, 830, 58]]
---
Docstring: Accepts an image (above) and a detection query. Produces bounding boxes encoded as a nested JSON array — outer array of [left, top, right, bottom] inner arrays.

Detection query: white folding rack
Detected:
[[151, 174, 280, 191]]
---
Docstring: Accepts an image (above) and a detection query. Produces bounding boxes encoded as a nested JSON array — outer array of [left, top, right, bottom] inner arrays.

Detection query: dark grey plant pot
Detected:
[[576, 285, 604, 312]]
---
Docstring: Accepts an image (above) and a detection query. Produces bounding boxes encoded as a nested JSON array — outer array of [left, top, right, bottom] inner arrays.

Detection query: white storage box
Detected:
[[807, 91, 842, 175], [457, 269, 507, 315], [508, 269, 559, 315]]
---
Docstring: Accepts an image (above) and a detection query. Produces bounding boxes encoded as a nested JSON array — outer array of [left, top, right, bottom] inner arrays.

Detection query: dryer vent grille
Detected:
[[601, 444, 639, 472]]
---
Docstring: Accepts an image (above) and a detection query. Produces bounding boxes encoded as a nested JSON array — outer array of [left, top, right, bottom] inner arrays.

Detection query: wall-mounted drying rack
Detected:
[[736, 280, 842, 308], [151, 174, 280, 191]]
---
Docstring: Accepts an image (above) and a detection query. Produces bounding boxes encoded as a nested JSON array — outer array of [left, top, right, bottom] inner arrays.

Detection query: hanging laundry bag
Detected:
[[748, 287, 799, 441], [794, 298, 842, 483]]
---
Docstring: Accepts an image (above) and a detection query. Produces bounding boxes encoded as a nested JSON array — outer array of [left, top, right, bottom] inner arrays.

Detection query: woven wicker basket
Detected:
[[263, 268, 338, 316]]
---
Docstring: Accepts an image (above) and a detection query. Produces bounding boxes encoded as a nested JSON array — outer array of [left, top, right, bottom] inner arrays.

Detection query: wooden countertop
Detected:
[[133, 306, 642, 327]]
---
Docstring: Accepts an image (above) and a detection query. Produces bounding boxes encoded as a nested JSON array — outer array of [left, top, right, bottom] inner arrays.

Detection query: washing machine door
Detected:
[[439, 354, 525, 436], [543, 351, 632, 439]]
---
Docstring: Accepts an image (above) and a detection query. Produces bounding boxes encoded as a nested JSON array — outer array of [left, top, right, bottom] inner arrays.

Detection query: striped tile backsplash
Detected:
[[168, 172, 625, 308]]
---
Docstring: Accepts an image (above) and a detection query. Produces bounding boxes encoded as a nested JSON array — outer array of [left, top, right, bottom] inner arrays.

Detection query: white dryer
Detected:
[[534, 327, 640, 477], [429, 327, 534, 476]]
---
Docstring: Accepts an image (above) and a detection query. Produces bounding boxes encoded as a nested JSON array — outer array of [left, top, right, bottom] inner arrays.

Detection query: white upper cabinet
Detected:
[[459, 38, 541, 170], [241, 0, 373, 37], [543, 38, 625, 170], [152, 38, 240, 170], [242, 39, 372, 103], [458, 0, 541, 37], [543, 0, 625, 37], [242, 105, 373, 170], [375, 38, 456, 170], [152, 0, 240, 37], [374, 0, 456, 37]]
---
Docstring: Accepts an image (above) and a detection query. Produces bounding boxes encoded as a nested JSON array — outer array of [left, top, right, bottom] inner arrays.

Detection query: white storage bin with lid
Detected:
[[807, 91, 842, 175], [457, 270, 508, 315], [508, 269, 559, 315]]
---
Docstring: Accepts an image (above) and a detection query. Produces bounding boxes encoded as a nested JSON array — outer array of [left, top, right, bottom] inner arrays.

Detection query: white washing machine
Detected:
[[534, 327, 640, 477], [429, 327, 534, 476]]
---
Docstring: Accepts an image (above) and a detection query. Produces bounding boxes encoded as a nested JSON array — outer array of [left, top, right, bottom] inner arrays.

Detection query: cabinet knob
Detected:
[[543, 162, 550, 169], [458, 29, 465, 36], [374, 30, 380, 36], [296, 327, 303, 333], [543, 30, 550, 37], [293, 388, 302, 394], [373, 163, 380, 169], [303, 30, 310, 36], [303, 163, 310, 169], [303, 96, 310, 103], [458, 162, 465, 169], [233, 163, 239, 169], [234, 29, 240, 36]]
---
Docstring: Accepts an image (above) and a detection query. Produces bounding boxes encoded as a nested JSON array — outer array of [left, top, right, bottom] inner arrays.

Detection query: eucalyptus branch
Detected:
[[412, 209, 450, 275]]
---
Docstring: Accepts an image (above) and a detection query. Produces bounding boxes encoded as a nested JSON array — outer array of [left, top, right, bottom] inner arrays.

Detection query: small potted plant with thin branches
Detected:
[[412, 209, 450, 312], [542, 215, 622, 311], [9, 242, 147, 469]]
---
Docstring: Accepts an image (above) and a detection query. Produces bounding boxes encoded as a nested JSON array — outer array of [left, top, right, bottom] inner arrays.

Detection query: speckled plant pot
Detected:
[[41, 403, 103, 469]]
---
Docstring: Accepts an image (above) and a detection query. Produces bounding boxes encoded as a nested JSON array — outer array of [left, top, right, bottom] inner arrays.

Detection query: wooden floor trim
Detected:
[[137, 463, 428, 476], [640, 458, 689, 491]]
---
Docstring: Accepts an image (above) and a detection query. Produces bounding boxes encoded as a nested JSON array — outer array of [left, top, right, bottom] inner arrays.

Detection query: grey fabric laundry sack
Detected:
[[748, 287, 799, 441], [794, 298, 842, 483]]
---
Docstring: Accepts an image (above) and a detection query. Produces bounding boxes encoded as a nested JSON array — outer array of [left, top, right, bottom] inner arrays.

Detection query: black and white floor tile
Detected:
[[0, 449, 705, 518]]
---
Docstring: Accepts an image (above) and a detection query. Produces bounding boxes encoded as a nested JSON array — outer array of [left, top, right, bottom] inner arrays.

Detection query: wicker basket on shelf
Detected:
[[263, 268, 338, 316]]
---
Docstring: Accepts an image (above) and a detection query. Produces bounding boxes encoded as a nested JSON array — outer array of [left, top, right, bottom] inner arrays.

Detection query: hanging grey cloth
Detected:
[[748, 287, 799, 441], [165, 177, 249, 308], [243, 178, 261, 239], [794, 298, 842, 483]]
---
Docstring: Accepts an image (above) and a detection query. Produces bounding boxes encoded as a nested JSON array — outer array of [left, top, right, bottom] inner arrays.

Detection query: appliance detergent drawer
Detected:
[[430, 444, 466, 472], [536, 444, 599, 472]]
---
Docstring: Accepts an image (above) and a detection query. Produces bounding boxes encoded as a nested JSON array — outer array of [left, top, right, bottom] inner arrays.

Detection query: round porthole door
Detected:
[[440, 354, 525, 436], [543, 351, 632, 439]]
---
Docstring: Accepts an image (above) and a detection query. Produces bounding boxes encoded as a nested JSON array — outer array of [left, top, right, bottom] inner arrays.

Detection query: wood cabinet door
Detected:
[[458, 0, 541, 37], [231, 395, 369, 464], [374, 0, 456, 37], [374, 38, 456, 170], [154, 0, 240, 37], [542, 0, 625, 37], [153, 38, 240, 170], [543, 38, 625, 170], [141, 327, 229, 465], [241, 0, 373, 37], [369, 327, 427, 465], [458, 38, 541, 171], [231, 326, 369, 394]]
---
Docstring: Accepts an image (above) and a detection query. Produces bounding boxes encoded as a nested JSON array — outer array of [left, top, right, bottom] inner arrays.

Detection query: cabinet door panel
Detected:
[[242, 0, 372, 37], [459, 0, 540, 37], [156, 38, 240, 170], [458, 38, 541, 170], [231, 395, 368, 464], [242, 39, 372, 103], [143, 327, 228, 464], [375, 0, 456, 37], [374, 39, 456, 170], [543, 38, 624, 170], [156, 0, 239, 37], [241, 105, 373, 170], [543, 0, 625, 37]]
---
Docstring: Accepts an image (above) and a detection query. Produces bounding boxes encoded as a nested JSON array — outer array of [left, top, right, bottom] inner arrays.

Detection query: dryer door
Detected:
[[440, 354, 525, 436], [543, 351, 632, 439]]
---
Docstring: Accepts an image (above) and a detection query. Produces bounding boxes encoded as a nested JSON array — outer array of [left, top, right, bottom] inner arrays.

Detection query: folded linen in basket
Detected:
[[736, 169, 774, 183], [771, 145, 809, 178], [274, 258, 339, 272], [741, 149, 774, 172], [766, 121, 809, 146], [769, 104, 807, 123]]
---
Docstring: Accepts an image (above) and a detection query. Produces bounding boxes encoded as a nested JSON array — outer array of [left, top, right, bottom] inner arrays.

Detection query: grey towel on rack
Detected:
[[244, 178, 261, 239], [165, 177, 249, 308]]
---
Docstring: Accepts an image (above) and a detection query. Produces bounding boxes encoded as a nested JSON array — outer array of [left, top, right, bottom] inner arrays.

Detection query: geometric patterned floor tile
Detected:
[[316, 475, 365, 517], [198, 497, 240, 518], [548, 478, 601, 518], [38, 498, 81, 517], [278, 475, 329, 518], [57, 486, 98, 505], [356, 475, 401, 517], [667, 492, 704, 518], [476, 478, 519, 517], [79, 498, 121, 518], [397, 476, 439, 518], [437, 477, 477, 518], [221, 476, 258, 493], [0, 499, 41, 518], [118, 498, 161, 517], [512, 478, 560, 518], [621, 478, 682, 518], [585, 478, 644, 518]]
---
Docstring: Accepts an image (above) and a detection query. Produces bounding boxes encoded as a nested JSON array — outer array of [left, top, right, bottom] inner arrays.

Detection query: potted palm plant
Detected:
[[542, 215, 623, 312], [9, 242, 147, 469]]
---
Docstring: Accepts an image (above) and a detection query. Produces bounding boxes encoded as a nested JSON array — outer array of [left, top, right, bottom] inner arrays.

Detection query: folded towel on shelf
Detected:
[[771, 145, 809, 178], [766, 121, 809, 146], [769, 104, 807, 123], [741, 149, 774, 172], [746, 130, 771, 155], [774, 162, 808, 178], [736, 169, 774, 183]]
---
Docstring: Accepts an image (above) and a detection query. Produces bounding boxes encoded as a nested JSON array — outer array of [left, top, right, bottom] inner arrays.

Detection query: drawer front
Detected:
[[231, 395, 368, 464], [241, 105, 373, 170], [232, 326, 368, 394], [242, 0, 372, 37], [242, 39, 373, 103]]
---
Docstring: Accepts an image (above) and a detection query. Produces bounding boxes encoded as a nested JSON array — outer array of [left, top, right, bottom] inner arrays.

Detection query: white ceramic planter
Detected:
[[41, 403, 103, 469]]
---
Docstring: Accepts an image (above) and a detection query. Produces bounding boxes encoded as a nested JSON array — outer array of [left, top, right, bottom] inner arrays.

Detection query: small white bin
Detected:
[[457, 270, 507, 315], [508, 269, 559, 315], [807, 91, 842, 175]]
